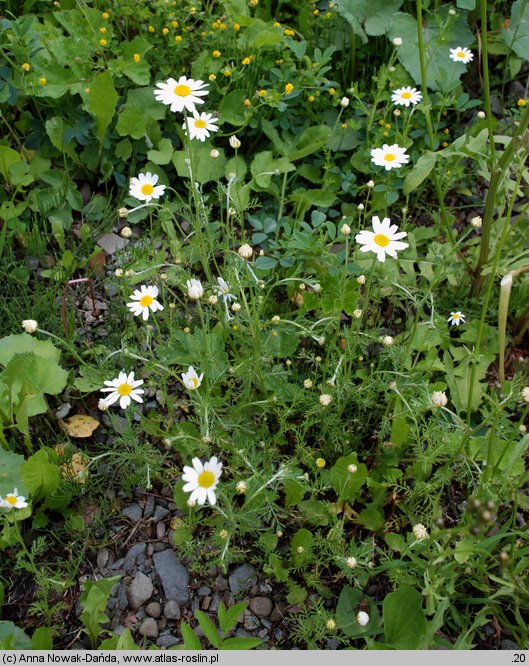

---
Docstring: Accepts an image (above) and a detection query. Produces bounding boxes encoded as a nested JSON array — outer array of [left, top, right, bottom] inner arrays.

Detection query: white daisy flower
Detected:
[[187, 278, 204, 300], [371, 143, 410, 170], [181, 366, 204, 391], [214, 277, 236, 302], [129, 172, 166, 203], [0, 489, 28, 510], [182, 456, 223, 506], [100, 371, 144, 409], [154, 76, 209, 113], [182, 110, 219, 142], [447, 311, 465, 326], [355, 216, 409, 263], [391, 86, 422, 107], [126, 285, 164, 321], [449, 46, 473, 64]]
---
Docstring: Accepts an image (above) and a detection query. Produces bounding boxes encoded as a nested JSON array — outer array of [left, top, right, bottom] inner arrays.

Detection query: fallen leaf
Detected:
[[60, 414, 100, 438], [61, 453, 89, 484]]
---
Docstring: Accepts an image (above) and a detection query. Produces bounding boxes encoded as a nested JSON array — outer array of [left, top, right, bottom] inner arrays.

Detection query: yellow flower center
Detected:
[[140, 295, 154, 307], [384, 153, 396, 162], [457, 51, 465, 58], [141, 184, 154, 195], [373, 234, 390, 247], [451, 313, 460, 319], [198, 471, 215, 488], [194, 119, 207, 128], [174, 84, 191, 97], [117, 383, 132, 396], [401, 92, 412, 99], [191, 377, 199, 388], [6, 496, 17, 506]]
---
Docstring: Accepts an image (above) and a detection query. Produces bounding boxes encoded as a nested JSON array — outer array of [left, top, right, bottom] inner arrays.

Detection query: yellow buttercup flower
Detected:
[[233, 23, 240, 30], [258, 89, 267, 97], [308, 95, 315, 102], [172, 20, 179, 27], [209, 73, 216, 81], [242, 56, 251, 65], [21, 62, 30, 71], [133, 53, 141, 62], [518, 99, 527, 107], [244, 98, 252, 107], [148, 25, 155, 32], [99, 27, 107, 33], [175, 35, 182, 42], [102, 11, 109, 19], [285, 82, 294, 94], [162, 27, 169, 35], [39, 77, 47, 85], [329, 87, 336, 95], [99, 38, 107, 46], [212, 50, 221, 58]]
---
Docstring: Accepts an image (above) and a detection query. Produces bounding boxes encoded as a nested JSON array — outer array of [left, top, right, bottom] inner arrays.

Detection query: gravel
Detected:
[[153, 549, 189, 605], [229, 564, 257, 595], [127, 572, 154, 610]]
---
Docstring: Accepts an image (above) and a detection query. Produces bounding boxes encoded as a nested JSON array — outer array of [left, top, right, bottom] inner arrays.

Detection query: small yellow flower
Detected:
[[329, 87, 336, 95], [443, 128, 450, 134], [258, 89, 267, 97], [162, 27, 169, 35], [99, 26, 107, 33], [102, 11, 109, 19], [274, 21, 281, 27], [285, 82, 294, 94], [148, 25, 155, 32], [249, 0, 258, 6], [517, 98, 527, 107], [190, 6, 197, 13], [39, 77, 47, 85], [201, 31, 206, 37], [223, 69, 232, 77], [316, 457, 326, 468], [99, 38, 107, 46], [342, 122, 348, 129], [284, 28, 295, 36], [242, 56, 251, 65], [208, 73, 216, 81], [276, 58, 284, 65], [383, 131, 389, 137], [233, 23, 240, 30], [244, 98, 252, 107], [313, 8, 319, 14], [442, 141, 448, 147], [385, 123, 391, 129], [21, 62, 30, 71], [219, 22, 226, 30], [232, 324, 239, 331], [133, 53, 141, 62], [308, 95, 315, 102], [175, 35, 182, 42], [212, 50, 221, 58]]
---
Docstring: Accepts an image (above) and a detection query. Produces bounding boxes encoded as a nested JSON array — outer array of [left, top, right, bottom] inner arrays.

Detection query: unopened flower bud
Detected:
[[235, 481, 247, 494], [357, 611, 369, 627], [353, 309, 362, 319], [412, 523, 429, 540], [340, 96, 350, 108], [120, 226, 132, 238], [229, 136, 241, 149], [392, 37, 402, 46], [382, 335, 394, 347], [357, 274, 366, 285], [303, 379, 313, 389], [118, 207, 129, 218], [231, 302, 241, 312], [341, 223, 351, 236], [470, 216, 482, 229], [210, 149, 220, 158], [208, 294, 218, 305], [238, 243, 253, 259], [477, 111, 486, 119], [319, 394, 333, 406], [346, 556, 357, 568], [347, 464, 358, 473], [22, 319, 38, 334], [357, 203, 365, 211]]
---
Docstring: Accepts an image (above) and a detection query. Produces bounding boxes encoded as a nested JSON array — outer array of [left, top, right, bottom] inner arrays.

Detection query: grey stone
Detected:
[[122, 504, 143, 523], [138, 618, 158, 639], [145, 602, 162, 619], [235, 629, 254, 638], [96, 548, 111, 570], [209, 593, 221, 613], [97, 233, 127, 255], [249, 597, 272, 617], [243, 610, 260, 631], [153, 505, 170, 522], [197, 586, 211, 596], [213, 575, 227, 592], [163, 600, 181, 620], [501, 640, 520, 650], [127, 572, 154, 610], [153, 549, 189, 604], [117, 583, 129, 611], [55, 403, 71, 419], [326, 639, 339, 650], [143, 495, 156, 518], [229, 564, 257, 594], [157, 635, 179, 648], [104, 283, 117, 298], [261, 619, 272, 629], [106, 597, 117, 612], [156, 523, 166, 539], [123, 543, 147, 571], [257, 629, 269, 640]]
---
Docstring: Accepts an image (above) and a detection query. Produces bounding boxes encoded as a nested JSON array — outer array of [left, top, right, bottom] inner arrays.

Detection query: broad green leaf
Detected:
[[385, 533, 406, 552], [195, 611, 221, 648], [454, 537, 475, 564], [21, 449, 60, 502], [147, 138, 174, 165], [116, 104, 147, 139], [86, 71, 118, 144], [220, 637, 262, 650], [357, 504, 385, 531], [79, 576, 121, 648], [335, 0, 404, 39], [0, 146, 22, 182], [457, 0, 475, 8], [336, 586, 364, 637], [180, 623, 203, 650], [383, 586, 427, 649], [283, 478, 306, 507], [218, 601, 248, 634], [0, 449, 27, 499], [291, 528, 313, 565], [403, 151, 437, 195], [387, 10, 474, 90], [219, 90, 249, 126], [31, 627, 53, 650], [251, 151, 294, 188], [502, 0, 529, 59], [172, 146, 227, 184], [298, 499, 332, 526], [0, 622, 32, 650], [288, 125, 331, 161], [329, 454, 368, 501]]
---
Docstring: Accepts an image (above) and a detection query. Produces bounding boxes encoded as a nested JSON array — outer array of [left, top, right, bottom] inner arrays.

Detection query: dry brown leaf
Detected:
[[61, 453, 89, 484], [59, 414, 100, 438]]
